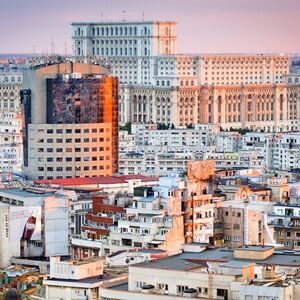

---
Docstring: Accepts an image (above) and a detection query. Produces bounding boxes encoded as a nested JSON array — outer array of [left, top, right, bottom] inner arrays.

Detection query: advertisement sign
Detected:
[[10, 206, 42, 241]]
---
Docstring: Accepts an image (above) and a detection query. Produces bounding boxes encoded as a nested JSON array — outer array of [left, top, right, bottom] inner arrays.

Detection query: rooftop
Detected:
[[0, 188, 58, 198], [34, 175, 158, 187], [45, 274, 111, 285], [63, 258, 102, 266], [132, 248, 300, 271]]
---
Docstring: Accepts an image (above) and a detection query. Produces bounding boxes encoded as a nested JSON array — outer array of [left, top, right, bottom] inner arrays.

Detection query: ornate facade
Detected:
[[72, 20, 299, 132]]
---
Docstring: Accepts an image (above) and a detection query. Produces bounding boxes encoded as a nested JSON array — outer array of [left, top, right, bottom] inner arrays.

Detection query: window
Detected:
[[177, 285, 188, 294]]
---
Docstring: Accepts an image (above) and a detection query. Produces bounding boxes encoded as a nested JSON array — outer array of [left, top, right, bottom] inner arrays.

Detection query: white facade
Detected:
[[0, 65, 23, 176], [0, 189, 70, 267], [44, 257, 105, 300], [71, 21, 298, 130]]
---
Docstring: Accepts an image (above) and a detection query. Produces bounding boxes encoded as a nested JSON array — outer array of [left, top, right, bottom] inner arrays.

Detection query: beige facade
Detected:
[[26, 123, 114, 180]]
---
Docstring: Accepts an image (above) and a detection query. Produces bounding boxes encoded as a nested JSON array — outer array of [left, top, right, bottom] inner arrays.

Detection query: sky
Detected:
[[1, 0, 300, 54]]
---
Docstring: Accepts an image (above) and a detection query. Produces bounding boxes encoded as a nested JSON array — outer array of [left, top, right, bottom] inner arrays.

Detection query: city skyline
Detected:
[[1, 0, 300, 54]]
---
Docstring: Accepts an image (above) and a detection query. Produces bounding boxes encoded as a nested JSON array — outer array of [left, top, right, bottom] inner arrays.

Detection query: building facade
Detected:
[[21, 63, 119, 180], [0, 64, 23, 176], [71, 21, 300, 131]]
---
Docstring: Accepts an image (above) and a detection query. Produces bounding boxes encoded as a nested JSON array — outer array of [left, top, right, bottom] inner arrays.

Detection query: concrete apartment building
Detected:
[[0, 188, 69, 268], [0, 64, 23, 176], [71, 20, 300, 131], [21, 62, 119, 180], [44, 257, 108, 300], [269, 203, 300, 249], [99, 246, 300, 300]]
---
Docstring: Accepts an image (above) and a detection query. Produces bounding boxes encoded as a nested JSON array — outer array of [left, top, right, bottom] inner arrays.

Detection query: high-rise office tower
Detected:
[[21, 63, 118, 180]]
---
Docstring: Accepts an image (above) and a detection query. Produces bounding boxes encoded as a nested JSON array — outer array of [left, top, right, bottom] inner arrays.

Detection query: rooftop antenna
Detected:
[[142, 11, 145, 21], [64, 41, 67, 56], [51, 36, 55, 56], [101, 11, 103, 22], [122, 10, 126, 22]]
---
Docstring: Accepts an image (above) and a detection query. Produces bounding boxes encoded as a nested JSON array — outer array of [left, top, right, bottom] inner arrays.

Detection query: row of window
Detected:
[[36, 128, 109, 134], [37, 147, 110, 153], [38, 165, 110, 172], [0, 76, 22, 83], [37, 156, 110, 162], [38, 137, 109, 143]]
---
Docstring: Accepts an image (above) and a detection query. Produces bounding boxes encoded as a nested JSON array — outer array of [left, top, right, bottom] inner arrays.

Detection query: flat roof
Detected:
[[34, 175, 158, 186], [220, 261, 255, 268], [109, 282, 129, 291], [45, 274, 112, 285], [132, 248, 300, 271], [0, 188, 58, 198], [237, 246, 274, 251]]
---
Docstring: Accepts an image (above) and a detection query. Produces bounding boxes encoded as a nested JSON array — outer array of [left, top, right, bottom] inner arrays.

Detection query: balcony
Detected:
[[71, 237, 107, 249]]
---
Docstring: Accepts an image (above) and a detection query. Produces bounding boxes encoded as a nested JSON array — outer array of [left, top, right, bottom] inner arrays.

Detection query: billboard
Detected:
[[10, 206, 42, 241]]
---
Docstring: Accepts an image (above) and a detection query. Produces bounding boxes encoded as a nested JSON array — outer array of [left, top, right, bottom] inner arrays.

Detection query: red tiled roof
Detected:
[[34, 175, 158, 186]]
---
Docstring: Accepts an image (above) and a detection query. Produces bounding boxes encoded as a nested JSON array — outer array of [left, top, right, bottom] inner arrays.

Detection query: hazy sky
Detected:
[[1, 0, 300, 54]]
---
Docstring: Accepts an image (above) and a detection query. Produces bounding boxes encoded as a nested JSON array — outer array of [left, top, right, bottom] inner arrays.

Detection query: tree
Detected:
[[119, 122, 132, 133]]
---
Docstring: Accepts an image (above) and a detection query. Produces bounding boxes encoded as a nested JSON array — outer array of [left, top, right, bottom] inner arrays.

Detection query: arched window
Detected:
[[92, 27, 95, 36], [288, 78, 292, 83], [17, 77, 21, 82], [125, 27, 128, 35], [11, 77, 15, 82], [218, 96, 222, 113], [295, 78, 299, 83], [134, 27, 137, 35], [162, 81, 165, 86], [279, 94, 284, 110], [129, 27, 132, 35], [167, 81, 170, 86], [101, 27, 104, 35], [9, 92, 14, 97], [115, 27, 118, 35], [156, 81, 159, 86], [97, 28, 100, 35], [106, 27, 109, 35]]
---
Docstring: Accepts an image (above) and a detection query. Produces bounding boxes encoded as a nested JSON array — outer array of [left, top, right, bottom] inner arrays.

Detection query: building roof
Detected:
[[132, 248, 300, 271], [237, 246, 274, 252], [34, 175, 158, 187], [108, 248, 166, 258], [45, 274, 112, 285], [0, 188, 58, 198]]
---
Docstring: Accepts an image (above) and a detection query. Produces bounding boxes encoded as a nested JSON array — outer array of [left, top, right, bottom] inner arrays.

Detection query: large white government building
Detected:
[[72, 20, 300, 132]]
